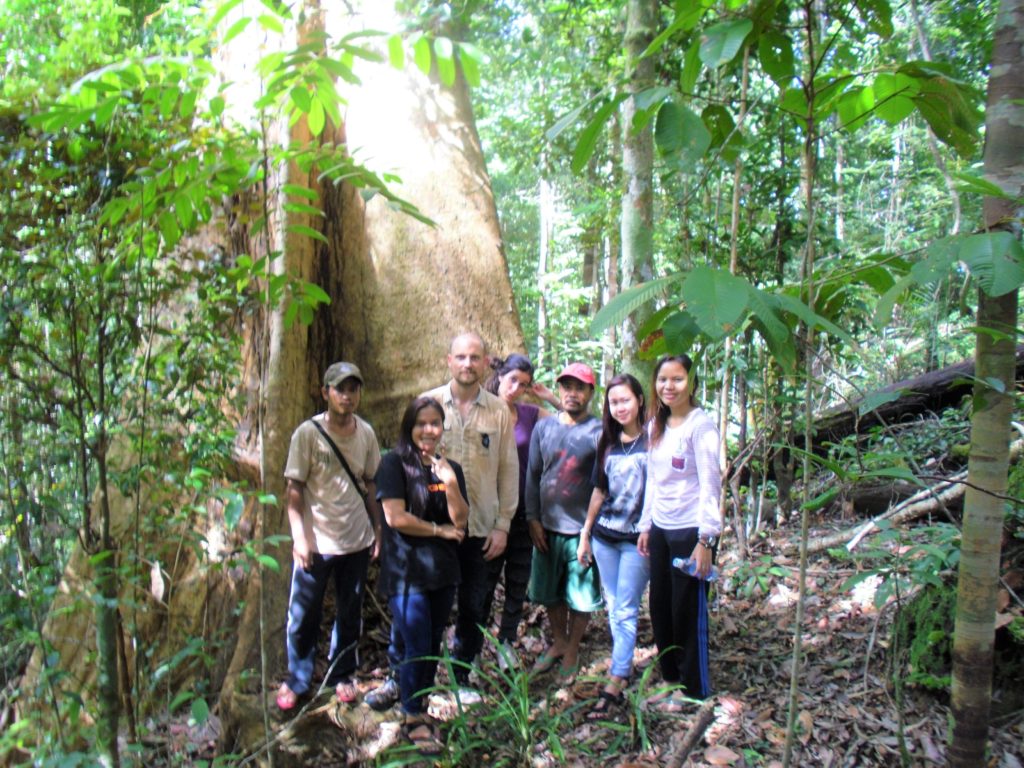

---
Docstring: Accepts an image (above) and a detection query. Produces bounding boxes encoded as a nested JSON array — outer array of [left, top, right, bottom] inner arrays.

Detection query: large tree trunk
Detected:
[[23, 0, 523, 760], [949, 0, 1023, 762]]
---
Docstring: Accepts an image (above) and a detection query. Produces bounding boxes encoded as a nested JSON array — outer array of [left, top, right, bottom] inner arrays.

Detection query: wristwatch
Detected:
[[696, 534, 717, 549]]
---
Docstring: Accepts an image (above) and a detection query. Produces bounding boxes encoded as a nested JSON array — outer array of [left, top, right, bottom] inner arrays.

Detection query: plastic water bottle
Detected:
[[671, 557, 718, 582]]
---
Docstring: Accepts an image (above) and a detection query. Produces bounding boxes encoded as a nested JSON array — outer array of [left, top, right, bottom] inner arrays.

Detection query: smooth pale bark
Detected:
[[949, 0, 1024, 762], [619, 0, 656, 375]]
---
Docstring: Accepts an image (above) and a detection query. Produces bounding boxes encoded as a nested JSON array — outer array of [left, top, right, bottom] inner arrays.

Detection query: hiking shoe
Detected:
[[365, 677, 400, 711]]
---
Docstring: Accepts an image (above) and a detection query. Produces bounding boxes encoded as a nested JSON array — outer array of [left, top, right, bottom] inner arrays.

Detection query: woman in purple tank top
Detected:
[[485, 354, 559, 668]]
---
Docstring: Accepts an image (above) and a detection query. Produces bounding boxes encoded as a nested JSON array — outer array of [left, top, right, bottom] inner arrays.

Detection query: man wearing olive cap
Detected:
[[276, 362, 383, 710]]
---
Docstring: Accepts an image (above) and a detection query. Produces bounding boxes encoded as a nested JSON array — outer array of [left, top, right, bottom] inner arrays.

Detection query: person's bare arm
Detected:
[[287, 479, 312, 569]]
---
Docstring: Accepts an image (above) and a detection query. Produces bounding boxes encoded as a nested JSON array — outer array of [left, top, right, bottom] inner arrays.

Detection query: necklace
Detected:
[[621, 433, 642, 455]]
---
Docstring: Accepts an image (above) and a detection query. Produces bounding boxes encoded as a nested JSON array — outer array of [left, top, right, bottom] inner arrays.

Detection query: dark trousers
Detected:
[[647, 524, 713, 699], [285, 547, 370, 695], [497, 515, 534, 643], [389, 585, 457, 715], [451, 535, 505, 683]]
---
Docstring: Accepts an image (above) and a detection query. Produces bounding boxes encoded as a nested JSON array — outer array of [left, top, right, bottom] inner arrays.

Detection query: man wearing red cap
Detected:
[[524, 362, 602, 679]]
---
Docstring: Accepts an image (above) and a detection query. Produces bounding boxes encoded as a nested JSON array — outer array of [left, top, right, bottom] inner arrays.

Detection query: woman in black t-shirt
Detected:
[[375, 397, 468, 749]]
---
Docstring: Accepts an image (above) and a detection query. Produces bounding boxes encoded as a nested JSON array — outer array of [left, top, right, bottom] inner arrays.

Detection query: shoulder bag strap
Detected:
[[310, 419, 367, 499]]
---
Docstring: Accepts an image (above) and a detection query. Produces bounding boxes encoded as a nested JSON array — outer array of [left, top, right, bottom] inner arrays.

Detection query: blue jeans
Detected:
[[285, 548, 370, 695], [592, 536, 650, 679], [389, 585, 457, 715]]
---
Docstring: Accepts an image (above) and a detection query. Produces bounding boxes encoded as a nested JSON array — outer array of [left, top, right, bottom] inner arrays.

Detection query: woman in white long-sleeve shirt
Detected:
[[637, 354, 721, 705]]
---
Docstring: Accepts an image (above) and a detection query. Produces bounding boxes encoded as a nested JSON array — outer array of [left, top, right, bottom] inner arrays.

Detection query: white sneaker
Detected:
[[497, 641, 519, 672], [453, 687, 483, 707]]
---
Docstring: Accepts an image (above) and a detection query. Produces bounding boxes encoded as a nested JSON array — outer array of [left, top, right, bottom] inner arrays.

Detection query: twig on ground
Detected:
[[665, 697, 717, 768]]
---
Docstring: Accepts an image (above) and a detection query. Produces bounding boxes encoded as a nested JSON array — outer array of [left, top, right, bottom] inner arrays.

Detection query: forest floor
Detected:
[[171, 515, 1024, 767]]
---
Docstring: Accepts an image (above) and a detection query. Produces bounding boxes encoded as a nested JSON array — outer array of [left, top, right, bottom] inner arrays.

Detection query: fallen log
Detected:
[[666, 697, 718, 768], [803, 438, 1023, 555], [809, 345, 1024, 447]]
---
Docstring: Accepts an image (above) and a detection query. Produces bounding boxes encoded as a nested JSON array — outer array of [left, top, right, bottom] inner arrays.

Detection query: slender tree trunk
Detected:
[[785, 1, 821, 763], [619, 0, 656, 376], [949, 0, 1024, 762]]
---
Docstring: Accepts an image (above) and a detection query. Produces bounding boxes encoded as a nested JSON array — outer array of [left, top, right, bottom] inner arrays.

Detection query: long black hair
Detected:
[[648, 354, 698, 447], [484, 353, 535, 395], [594, 373, 646, 488], [393, 396, 445, 517]]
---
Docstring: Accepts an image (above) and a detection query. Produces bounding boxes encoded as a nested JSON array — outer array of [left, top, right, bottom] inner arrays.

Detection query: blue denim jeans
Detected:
[[389, 585, 457, 715], [592, 536, 651, 679], [285, 548, 370, 695]]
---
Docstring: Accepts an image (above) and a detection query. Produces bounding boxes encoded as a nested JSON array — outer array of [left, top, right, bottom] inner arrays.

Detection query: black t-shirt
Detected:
[[590, 434, 648, 543], [375, 451, 467, 599]]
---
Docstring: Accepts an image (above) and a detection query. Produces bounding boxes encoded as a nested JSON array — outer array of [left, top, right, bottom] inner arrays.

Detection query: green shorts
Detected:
[[528, 531, 602, 612]]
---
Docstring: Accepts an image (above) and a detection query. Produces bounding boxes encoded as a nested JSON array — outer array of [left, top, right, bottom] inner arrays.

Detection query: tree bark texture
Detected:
[[619, 0, 656, 376], [950, 0, 1023, 763], [22, 0, 524, 759]]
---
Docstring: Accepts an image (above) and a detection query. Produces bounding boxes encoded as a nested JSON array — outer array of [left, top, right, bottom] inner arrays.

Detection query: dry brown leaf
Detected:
[[995, 612, 1014, 630], [798, 709, 814, 744], [703, 745, 741, 765]]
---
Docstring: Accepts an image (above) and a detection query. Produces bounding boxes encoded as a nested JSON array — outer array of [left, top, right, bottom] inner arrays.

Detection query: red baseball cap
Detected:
[[556, 362, 596, 387]]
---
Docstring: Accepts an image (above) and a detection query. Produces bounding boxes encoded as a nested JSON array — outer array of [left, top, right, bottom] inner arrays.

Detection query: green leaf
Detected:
[[283, 201, 325, 217], [757, 30, 795, 85], [570, 96, 625, 174], [307, 97, 325, 136], [958, 232, 1024, 297], [590, 275, 683, 336], [655, 100, 711, 166], [913, 77, 983, 158], [680, 43, 702, 95], [459, 48, 480, 87], [952, 171, 1014, 199], [857, 388, 902, 416], [702, 104, 742, 163], [288, 224, 328, 244], [872, 72, 918, 124], [643, 3, 705, 59], [257, 554, 280, 572], [289, 85, 311, 113], [680, 266, 749, 340], [746, 287, 797, 373], [224, 492, 244, 531], [699, 20, 752, 68], [283, 184, 318, 201], [837, 86, 874, 132], [876, 274, 917, 327], [190, 698, 210, 725], [801, 486, 839, 512], [854, 0, 894, 37], [257, 13, 283, 33], [387, 34, 405, 69], [210, 0, 244, 28], [780, 86, 808, 124], [413, 36, 432, 76], [222, 16, 251, 46], [301, 280, 331, 305], [546, 94, 603, 142], [433, 37, 455, 86], [773, 292, 855, 345], [661, 310, 701, 354]]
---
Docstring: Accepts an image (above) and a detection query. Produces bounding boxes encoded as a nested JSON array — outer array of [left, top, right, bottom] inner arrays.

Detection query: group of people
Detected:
[[274, 332, 722, 752]]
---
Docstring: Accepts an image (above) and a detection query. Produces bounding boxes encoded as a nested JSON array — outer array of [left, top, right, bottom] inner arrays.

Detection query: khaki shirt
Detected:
[[420, 383, 519, 537], [284, 414, 381, 555]]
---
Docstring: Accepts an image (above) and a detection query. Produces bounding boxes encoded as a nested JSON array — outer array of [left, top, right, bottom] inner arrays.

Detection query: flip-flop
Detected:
[[653, 692, 688, 713], [586, 689, 625, 721], [556, 662, 580, 684], [531, 650, 564, 674], [276, 684, 298, 711], [335, 680, 358, 704], [402, 719, 443, 756]]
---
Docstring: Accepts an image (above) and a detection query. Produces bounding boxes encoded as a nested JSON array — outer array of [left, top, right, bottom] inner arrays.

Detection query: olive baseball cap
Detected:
[[324, 362, 364, 387]]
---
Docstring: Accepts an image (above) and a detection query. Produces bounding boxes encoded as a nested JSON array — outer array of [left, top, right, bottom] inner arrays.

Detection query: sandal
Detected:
[[586, 689, 625, 721], [335, 680, 358, 704], [275, 683, 299, 711], [402, 718, 443, 756]]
